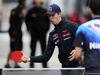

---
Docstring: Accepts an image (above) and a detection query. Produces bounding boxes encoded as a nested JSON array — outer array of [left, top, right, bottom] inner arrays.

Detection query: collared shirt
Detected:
[[73, 17, 100, 69]]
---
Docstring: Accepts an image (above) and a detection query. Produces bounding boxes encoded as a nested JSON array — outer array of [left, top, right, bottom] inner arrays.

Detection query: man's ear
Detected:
[[89, 8, 95, 17], [89, 8, 93, 14], [59, 12, 62, 17]]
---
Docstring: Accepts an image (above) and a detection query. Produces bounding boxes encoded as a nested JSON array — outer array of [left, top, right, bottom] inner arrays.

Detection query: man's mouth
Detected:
[[50, 20, 53, 23]]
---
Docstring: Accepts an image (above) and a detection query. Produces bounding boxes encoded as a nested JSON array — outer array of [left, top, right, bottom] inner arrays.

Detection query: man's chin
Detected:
[[51, 22, 56, 25]]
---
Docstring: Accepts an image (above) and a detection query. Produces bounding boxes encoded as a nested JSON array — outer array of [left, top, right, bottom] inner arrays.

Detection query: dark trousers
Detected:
[[30, 31, 47, 68], [84, 68, 100, 75], [9, 31, 23, 51], [61, 70, 83, 75]]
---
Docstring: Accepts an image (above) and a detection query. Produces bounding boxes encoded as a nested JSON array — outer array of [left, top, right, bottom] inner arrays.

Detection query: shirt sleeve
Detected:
[[73, 26, 84, 48], [70, 22, 78, 36], [68, 22, 78, 40], [30, 34, 55, 62]]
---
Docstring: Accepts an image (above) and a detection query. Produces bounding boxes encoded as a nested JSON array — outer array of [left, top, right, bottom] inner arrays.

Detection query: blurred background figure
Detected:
[[75, 0, 87, 17], [79, 17, 88, 25], [74, 0, 92, 25], [68, 9, 79, 25], [25, 0, 50, 68], [5, 0, 26, 68]]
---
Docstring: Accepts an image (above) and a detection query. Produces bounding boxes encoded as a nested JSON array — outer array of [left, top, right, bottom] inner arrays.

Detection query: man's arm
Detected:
[[74, 47, 84, 65], [69, 47, 84, 65], [20, 34, 55, 63], [25, 10, 32, 32], [69, 25, 84, 65]]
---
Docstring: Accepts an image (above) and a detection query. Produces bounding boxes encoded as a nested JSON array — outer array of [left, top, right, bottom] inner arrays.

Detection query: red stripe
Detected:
[[56, 25, 68, 67]]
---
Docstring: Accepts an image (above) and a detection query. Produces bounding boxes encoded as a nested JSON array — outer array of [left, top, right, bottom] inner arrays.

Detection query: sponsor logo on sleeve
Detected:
[[12, 11, 16, 15]]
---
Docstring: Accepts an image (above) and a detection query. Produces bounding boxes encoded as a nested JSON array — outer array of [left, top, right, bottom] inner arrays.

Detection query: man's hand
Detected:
[[69, 50, 75, 61], [69, 47, 84, 65], [19, 56, 31, 63]]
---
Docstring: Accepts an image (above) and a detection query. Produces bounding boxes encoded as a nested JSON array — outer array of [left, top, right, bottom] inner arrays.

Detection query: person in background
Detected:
[[68, 9, 79, 25], [25, 0, 50, 68], [5, 0, 26, 68]]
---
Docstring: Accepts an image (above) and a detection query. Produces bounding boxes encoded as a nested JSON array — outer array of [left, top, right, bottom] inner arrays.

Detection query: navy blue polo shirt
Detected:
[[73, 17, 100, 72]]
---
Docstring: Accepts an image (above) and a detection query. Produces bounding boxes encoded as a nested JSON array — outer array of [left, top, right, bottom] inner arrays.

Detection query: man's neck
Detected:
[[92, 14, 100, 18]]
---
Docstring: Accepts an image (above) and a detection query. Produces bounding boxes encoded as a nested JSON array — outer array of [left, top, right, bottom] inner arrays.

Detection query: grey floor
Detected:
[[2, 70, 61, 75]]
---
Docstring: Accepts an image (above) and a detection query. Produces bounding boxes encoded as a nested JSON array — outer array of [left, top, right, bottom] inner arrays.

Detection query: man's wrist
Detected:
[[78, 56, 84, 65], [28, 57, 31, 62]]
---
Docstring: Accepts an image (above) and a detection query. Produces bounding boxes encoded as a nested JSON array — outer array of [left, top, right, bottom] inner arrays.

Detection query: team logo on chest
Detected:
[[53, 33, 58, 40], [63, 33, 70, 37], [62, 29, 69, 33], [32, 13, 37, 17], [19, 14, 23, 17]]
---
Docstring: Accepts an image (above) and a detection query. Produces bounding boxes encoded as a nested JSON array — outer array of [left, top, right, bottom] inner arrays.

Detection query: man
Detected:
[[25, 0, 50, 68], [69, 0, 100, 74], [21, 4, 81, 75], [5, 0, 26, 68]]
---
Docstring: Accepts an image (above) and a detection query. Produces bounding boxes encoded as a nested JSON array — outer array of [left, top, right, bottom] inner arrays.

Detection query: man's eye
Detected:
[[48, 14, 55, 17]]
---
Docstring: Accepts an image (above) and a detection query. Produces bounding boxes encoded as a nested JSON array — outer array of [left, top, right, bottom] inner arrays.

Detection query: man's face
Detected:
[[48, 13, 61, 25], [34, 0, 41, 8]]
